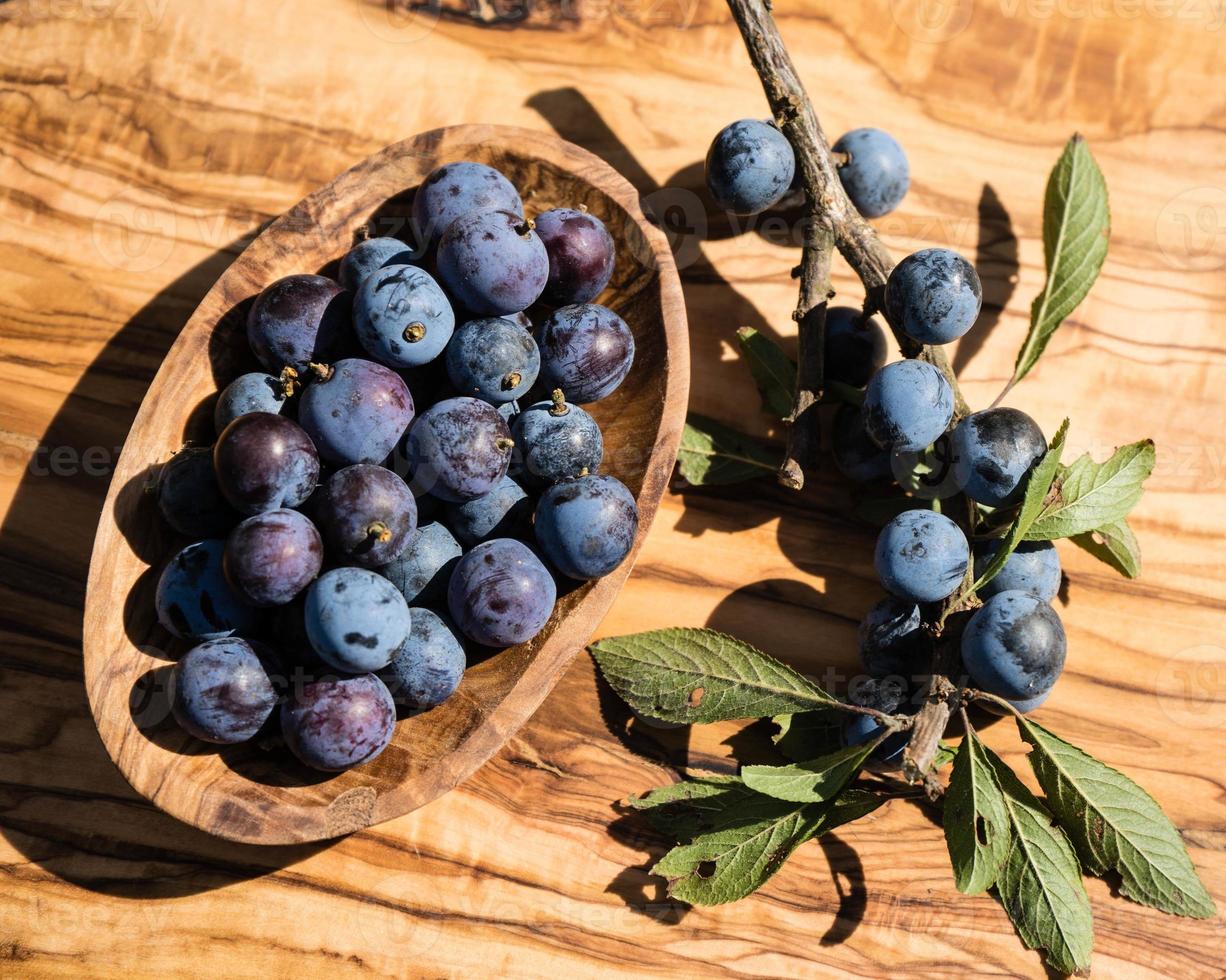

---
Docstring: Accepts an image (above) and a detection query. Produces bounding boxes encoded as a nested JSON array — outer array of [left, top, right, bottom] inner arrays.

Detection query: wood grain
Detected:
[[82, 124, 688, 844], [0, 0, 1223, 976]]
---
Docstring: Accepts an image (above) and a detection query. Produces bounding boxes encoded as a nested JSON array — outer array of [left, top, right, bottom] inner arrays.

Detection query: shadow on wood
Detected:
[[0, 242, 331, 896], [952, 183, 1019, 377]]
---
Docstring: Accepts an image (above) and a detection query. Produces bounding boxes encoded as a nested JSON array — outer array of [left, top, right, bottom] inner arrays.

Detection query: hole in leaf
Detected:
[[976, 815, 991, 846], [688, 686, 705, 708], [696, 860, 717, 879]]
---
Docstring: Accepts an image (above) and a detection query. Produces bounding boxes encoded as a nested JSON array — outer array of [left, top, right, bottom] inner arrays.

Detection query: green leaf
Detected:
[[742, 741, 879, 803], [676, 414, 780, 486], [1017, 717, 1216, 918], [823, 380, 865, 408], [651, 789, 885, 906], [772, 710, 844, 762], [983, 744, 1094, 976], [943, 729, 1011, 894], [625, 775, 759, 840], [735, 327, 796, 418], [1024, 439, 1156, 541], [589, 628, 836, 725], [972, 419, 1068, 592], [1010, 135, 1110, 389], [1069, 518, 1141, 578], [932, 741, 958, 769]]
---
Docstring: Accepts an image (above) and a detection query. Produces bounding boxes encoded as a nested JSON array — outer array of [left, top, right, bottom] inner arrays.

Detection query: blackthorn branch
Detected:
[[725, 0, 969, 496], [725, 0, 977, 785]]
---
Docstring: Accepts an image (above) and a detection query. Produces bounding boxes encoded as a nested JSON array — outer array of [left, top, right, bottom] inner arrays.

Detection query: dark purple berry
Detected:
[[436, 209, 548, 316], [379, 521, 462, 606], [213, 413, 320, 515], [444, 317, 539, 405], [705, 119, 795, 215], [537, 303, 634, 403], [214, 372, 288, 434], [824, 307, 889, 388], [157, 447, 240, 538], [354, 264, 454, 368], [280, 673, 396, 772], [315, 463, 417, 568], [410, 161, 522, 252], [447, 538, 556, 647], [831, 404, 893, 483], [171, 637, 278, 743], [510, 390, 603, 486], [223, 508, 323, 606], [535, 207, 616, 305], [246, 274, 353, 375], [339, 237, 416, 290], [296, 358, 414, 466], [305, 567, 411, 673], [444, 475, 531, 547], [403, 397, 514, 503]]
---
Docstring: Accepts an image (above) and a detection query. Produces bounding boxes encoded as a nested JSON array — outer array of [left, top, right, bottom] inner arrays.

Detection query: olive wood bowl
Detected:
[[83, 124, 689, 844]]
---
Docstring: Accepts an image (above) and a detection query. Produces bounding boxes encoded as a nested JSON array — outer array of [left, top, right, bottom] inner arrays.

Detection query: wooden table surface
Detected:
[[1, 1, 1223, 976]]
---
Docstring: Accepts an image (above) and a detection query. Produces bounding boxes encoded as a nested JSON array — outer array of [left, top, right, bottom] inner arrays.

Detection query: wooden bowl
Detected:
[[83, 125, 688, 845]]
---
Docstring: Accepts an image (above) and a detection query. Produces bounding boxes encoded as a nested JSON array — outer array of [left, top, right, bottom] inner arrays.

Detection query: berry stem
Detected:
[[366, 521, 392, 544], [278, 365, 300, 399], [403, 321, 426, 343], [548, 388, 569, 416]]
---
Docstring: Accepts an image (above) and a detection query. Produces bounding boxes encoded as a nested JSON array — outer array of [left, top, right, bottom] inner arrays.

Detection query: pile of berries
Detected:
[[707, 120, 1065, 759], [154, 160, 638, 773]]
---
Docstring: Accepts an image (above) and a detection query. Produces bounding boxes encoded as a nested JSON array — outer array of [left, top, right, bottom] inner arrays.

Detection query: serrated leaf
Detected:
[[1011, 135, 1110, 388], [589, 628, 835, 725], [1069, 519, 1141, 578], [625, 775, 759, 840], [944, 729, 1011, 894], [772, 710, 844, 762], [736, 327, 796, 419], [973, 419, 1068, 592], [1025, 439, 1155, 541], [1017, 716, 1216, 919], [742, 740, 878, 803], [983, 744, 1094, 976], [652, 789, 885, 906], [676, 414, 780, 486]]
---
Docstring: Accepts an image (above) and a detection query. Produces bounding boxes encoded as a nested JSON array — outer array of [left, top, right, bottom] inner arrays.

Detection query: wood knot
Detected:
[[325, 786, 377, 837]]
